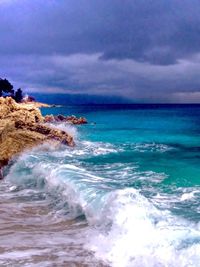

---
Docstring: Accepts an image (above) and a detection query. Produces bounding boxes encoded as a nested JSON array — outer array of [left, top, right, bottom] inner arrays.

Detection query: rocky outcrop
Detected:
[[0, 97, 44, 124], [0, 97, 75, 175], [44, 114, 87, 124], [15, 121, 74, 145]]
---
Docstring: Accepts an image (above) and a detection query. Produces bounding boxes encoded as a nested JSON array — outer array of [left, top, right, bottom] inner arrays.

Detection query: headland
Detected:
[[0, 97, 87, 178]]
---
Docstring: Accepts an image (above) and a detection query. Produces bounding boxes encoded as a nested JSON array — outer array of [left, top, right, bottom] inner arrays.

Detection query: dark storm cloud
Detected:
[[1, 0, 200, 64], [2, 53, 200, 102], [1, 0, 200, 102]]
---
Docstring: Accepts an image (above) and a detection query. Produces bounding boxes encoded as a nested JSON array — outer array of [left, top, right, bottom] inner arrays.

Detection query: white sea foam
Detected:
[[45, 122, 78, 139], [132, 143, 173, 153], [48, 140, 121, 158], [152, 187, 200, 210], [4, 143, 200, 267], [76, 140, 121, 156], [86, 189, 200, 267], [180, 189, 200, 201]]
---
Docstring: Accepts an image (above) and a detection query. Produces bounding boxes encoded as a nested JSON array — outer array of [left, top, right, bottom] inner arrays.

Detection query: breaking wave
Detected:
[[4, 139, 200, 267]]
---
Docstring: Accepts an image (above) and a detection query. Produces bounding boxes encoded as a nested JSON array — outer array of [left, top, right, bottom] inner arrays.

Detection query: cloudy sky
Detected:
[[1, 0, 200, 102]]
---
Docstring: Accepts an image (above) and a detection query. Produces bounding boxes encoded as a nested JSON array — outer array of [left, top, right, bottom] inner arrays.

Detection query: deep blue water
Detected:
[[1, 104, 200, 267], [43, 104, 200, 190]]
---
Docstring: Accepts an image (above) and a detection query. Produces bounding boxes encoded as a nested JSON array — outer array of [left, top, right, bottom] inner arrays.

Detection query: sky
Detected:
[[1, 0, 200, 103]]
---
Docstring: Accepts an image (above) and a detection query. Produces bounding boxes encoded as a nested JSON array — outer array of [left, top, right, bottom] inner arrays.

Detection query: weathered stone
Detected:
[[44, 114, 88, 124], [0, 97, 75, 172], [0, 96, 44, 123], [44, 115, 55, 123]]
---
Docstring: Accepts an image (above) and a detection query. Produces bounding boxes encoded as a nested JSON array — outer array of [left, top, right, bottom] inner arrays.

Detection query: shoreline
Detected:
[[0, 97, 86, 175], [20, 101, 52, 108]]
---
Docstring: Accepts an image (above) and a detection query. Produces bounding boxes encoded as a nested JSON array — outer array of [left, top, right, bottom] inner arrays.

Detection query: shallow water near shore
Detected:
[[1, 104, 200, 267]]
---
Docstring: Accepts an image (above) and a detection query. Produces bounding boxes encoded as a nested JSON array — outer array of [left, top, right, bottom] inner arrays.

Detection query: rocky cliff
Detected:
[[0, 97, 76, 177]]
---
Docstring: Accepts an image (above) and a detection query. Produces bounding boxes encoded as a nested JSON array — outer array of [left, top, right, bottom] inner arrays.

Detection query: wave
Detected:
[[180, 188, 200, 202], [4, 141, 200, 267], [45, 122, 79, 139], [86, 189, 200, 267], [124, 143, 173, 153]]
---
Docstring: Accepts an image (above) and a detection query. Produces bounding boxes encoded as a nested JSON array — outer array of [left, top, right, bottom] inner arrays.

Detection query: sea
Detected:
[[0, 104, 200, 267]]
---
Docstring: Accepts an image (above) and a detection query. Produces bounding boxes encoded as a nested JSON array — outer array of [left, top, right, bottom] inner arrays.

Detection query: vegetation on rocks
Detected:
[[0, 78, 23, 102]]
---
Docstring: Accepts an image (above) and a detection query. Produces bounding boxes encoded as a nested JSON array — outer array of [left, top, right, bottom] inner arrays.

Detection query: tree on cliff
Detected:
[[0, 78, 13, 97], [14, 88, 23, 103], [0, 78, 25, 102]]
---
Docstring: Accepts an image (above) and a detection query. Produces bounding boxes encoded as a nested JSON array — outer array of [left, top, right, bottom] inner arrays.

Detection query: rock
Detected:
[[56, 114, 65, 121], [0, 119, 15, 143], [44, 115, 55, 123], [0, 97, 44, 124], [15, 121, 75, 146], [44, 114, 88, 124], [0, 97, 75, 173]]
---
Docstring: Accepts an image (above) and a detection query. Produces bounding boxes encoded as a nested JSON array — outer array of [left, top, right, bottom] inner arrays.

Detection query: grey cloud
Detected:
[[1, 53, 200, 102], [1, 0, 200, 102], [1, 0, 200, 65]]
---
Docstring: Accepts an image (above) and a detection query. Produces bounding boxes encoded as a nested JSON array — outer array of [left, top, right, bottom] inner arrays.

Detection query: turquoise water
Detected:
[[1, 104, 200, 266]]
